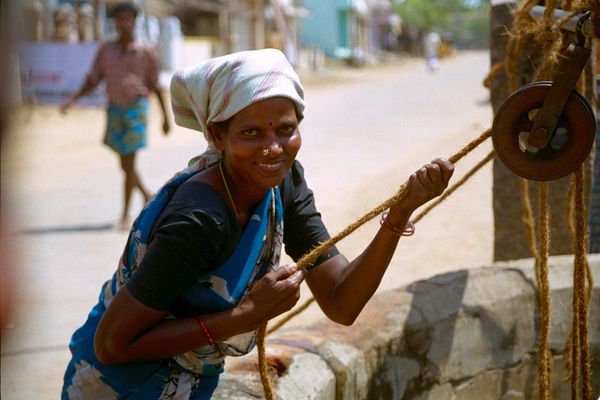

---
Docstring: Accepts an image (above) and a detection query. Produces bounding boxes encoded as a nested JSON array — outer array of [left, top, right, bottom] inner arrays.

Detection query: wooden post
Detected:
[[587, 39, 599, 252]]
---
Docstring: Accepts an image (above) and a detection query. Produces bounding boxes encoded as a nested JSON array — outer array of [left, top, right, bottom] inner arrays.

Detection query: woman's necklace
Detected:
[[218, 161, 239, 218]]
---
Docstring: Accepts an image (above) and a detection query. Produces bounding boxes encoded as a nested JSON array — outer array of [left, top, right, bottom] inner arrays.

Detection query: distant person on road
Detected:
[[61, 48, 454, 399], [61, 1, 171, 229], [423, 31, 442, 72]]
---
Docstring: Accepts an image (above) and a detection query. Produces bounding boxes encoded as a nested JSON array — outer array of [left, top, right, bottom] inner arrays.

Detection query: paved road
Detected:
[[1, 50, 494, 398]]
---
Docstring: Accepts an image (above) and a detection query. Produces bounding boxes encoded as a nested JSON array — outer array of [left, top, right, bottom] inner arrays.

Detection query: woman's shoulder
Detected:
[[140, 177, 240, 268], [175, 178, 229, 210], [157, 179, 235, 230], [148, 179, 240, 257], [280, 160, 310, 206], [281, 160, 306, 188]]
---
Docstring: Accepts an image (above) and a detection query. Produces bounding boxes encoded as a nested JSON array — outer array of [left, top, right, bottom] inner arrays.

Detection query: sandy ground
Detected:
[[0, 50, 494, 398]]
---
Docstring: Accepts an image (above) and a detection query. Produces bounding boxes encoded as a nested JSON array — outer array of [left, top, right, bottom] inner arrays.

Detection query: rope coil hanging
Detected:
[[501, 0, 596, 398]]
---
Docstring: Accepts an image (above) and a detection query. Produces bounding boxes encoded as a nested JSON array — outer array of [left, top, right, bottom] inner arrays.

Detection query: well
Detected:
[[212, 255, 600, 399]]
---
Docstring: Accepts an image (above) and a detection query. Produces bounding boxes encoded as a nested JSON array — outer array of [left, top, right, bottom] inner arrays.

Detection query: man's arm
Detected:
[[61, 45, 104, 114], [60, 77, 98, 114]]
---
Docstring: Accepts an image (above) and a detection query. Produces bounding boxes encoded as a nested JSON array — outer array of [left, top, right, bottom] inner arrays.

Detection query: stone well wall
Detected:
[[213, 255, 600, 399]]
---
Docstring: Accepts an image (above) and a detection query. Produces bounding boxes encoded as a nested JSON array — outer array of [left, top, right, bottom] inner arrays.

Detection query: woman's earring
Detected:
[[262, 148, 269, 157]]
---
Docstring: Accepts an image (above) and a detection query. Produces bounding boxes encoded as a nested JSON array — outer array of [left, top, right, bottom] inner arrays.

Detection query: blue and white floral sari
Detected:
[[62, 157, 284, 399]]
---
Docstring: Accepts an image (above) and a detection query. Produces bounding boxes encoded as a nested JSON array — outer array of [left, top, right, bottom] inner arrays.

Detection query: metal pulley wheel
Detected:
[[492, 81, 596, 181]]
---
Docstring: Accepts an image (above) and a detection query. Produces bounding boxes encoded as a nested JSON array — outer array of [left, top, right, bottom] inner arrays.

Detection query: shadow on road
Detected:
[[19, 222, 116, 235]]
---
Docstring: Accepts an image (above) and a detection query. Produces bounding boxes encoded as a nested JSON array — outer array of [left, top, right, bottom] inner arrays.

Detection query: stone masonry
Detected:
[[212, 255, 600, 399]]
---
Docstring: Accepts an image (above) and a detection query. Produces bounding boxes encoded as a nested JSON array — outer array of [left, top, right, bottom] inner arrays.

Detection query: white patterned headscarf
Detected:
[[170, 48, 305, 164]]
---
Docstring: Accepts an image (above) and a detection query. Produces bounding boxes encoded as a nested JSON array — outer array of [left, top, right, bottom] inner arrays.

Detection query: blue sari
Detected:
[[62, 157, 284, 399]]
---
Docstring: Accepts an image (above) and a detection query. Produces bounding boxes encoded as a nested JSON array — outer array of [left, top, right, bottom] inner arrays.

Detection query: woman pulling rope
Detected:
[[60, 48, 454, 399]]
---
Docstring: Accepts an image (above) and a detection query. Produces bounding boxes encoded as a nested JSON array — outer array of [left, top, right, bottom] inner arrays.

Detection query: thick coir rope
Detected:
[[295, 128, 492, 272], [519, 179, 553, 400], [256, 128, 493, 399], [503, 0, 593, 92], [538, 182, 552, 399], [570, 165, 593, 399], [511, 170, 593, 400], [563, 60, 600, 399], [266, 150, 496, 336], [503, 1, 595, 397], [559, 165, 595, 400]]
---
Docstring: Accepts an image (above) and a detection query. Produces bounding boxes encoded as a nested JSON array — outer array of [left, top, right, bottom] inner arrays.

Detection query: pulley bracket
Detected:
[[492, 11, 596, 181]]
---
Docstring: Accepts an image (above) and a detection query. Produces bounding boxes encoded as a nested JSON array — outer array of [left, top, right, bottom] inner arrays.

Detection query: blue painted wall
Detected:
[[300, 0, 352, 58]]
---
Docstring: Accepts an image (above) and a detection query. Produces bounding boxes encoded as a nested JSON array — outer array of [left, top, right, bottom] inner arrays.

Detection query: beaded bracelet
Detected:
[[380, 212, 416, 237], [195, 317, 215, 346]]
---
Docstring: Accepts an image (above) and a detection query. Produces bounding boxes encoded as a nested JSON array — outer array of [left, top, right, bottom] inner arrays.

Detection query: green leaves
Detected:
[[393, 0, 490, 48]]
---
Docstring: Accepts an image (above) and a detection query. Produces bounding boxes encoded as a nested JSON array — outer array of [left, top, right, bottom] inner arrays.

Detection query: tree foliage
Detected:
[[393, 0, 490, 48], [394, 0, 466, 32]]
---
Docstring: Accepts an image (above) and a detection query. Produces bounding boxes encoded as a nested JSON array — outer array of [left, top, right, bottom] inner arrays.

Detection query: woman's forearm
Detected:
[[308, 207, 413, 325], [309, 159, 453, 325], [333, 229, 403, 323], [96, 265, 303, 364], [95, 289, 260, 364]]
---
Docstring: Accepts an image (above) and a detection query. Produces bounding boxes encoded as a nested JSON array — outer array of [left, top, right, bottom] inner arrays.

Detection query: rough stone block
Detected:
[[412, 382, 455, 400], [498, 254, 600, 351], [453, 354, 572, 399], [273, 330, 370, 399], [212, 343, 335, 400], [369, 355, 420, 399], [404, 268, 537, 382]]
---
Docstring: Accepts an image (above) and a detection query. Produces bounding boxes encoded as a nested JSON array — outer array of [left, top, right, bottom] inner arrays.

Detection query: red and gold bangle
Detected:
[[195, 317, 215, 346], [380, 212, 415, 237]]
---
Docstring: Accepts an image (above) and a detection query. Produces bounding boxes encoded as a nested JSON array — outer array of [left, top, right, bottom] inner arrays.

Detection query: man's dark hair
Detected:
[[109, 2, 139, 18]]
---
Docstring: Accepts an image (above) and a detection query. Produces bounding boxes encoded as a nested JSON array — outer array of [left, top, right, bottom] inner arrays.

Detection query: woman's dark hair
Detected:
[[213, 119, 231, 132], [109, 2, 139, 18]]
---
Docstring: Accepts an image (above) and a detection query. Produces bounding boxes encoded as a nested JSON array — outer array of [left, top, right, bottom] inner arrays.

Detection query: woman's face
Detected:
[[213, 97, 302, 193]]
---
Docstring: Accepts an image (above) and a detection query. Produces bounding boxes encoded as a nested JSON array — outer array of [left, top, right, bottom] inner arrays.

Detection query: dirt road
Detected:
[[1, 50, 494, 398]]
